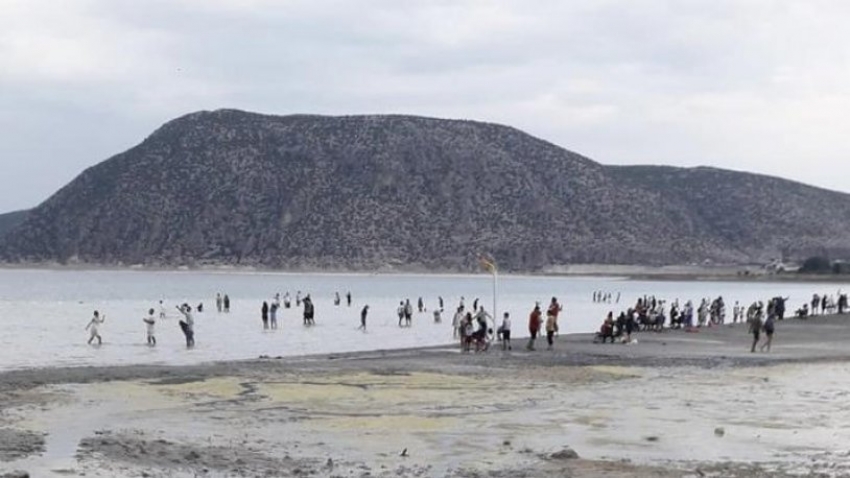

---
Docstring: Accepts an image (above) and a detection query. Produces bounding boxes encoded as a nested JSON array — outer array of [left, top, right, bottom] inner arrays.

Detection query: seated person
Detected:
[[595, 313, 616, 343]]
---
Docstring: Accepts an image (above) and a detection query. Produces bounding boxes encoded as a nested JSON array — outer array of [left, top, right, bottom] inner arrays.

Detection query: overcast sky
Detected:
[[1, 0, 849, 212]]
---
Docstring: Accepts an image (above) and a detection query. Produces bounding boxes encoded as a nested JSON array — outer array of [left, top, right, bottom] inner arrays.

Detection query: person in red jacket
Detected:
[[527, 303, 542, 351]]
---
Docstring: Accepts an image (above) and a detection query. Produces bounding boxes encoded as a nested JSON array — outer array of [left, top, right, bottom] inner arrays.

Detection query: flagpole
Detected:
[[493, 266, 497, 322]]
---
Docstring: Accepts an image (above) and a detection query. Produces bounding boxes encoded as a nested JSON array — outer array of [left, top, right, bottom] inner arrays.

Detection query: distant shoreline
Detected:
[[0, 261, 848, 283]]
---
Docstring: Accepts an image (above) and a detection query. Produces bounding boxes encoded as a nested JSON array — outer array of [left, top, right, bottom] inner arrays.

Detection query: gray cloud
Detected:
[[1, 0, 849, 211]]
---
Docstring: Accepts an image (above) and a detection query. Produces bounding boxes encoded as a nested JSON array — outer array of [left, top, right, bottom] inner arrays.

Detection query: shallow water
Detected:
[[0, 268, 845, 371]]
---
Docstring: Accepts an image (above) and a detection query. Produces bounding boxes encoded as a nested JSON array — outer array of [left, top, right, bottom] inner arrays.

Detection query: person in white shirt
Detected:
[[86, 311, 105, 345], [143, 308, 156, 346], [500, 312, 512, 350], [452, 306, 465, 339]]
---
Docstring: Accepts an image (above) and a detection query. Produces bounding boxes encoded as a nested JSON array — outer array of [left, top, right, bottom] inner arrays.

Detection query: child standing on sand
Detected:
[[143, 308, 156, 346]]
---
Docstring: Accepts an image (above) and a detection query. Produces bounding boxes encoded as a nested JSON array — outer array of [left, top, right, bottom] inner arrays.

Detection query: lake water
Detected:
[[0, 269, 845, 371]]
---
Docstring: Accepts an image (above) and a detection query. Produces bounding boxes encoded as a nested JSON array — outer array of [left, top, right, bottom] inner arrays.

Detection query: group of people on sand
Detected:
[[448, 296, 564, 354], [797, 292, 849, 317], [592, 290, 849, 353], [525, 297, 563, 351]]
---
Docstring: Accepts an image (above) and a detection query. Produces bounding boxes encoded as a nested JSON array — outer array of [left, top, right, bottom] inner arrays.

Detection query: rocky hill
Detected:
[[0, 210, 29, 240], [2, 109, 849, 270]]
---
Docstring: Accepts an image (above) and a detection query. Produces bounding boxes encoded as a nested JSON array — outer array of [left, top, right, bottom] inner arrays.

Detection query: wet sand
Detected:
[[2, 314, 850, 477]]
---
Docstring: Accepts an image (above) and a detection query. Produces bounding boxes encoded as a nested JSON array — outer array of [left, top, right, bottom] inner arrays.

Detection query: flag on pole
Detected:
[[479, 255, 497, 275]]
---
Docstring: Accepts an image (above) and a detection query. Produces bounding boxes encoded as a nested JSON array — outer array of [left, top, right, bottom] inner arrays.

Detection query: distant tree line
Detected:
[[799, 256, 850, 275]]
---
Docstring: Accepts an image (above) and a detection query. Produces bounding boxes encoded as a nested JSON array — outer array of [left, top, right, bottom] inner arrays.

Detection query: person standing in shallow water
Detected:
[[359, 305, 369, 331], [261, 301, 269, 330], [176, 304, 195, 348], [303, 295, 315, 326], [143, 308, 156, 346], [223, 294, 230, 313], [452, 306, 464, 338], [271, 294, 280, 329], [216, 293, 222, 313], [86, 311, 105, 345]]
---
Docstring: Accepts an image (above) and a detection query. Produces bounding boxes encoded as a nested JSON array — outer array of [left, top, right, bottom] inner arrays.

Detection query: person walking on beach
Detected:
[[359, 305, 369, 331], [159, 300, 167, 319], [527, 303, 542, 351], [500, 312, 512, 351], [417, 297, 424, 313], [86, 311, 105, 345], [223, 294, 230, 313], [176, 304, 195, 348], [296, 291, 302, 307], [216, 293, 223, 313], [143, 308, 156, 346], [347, 291, 352, 307], [283, 292, 291, 309], [334, 292, 341, 306], [760, 313, 775, 352], [749, 305, 763, 353], [261, 301, 270, 330]]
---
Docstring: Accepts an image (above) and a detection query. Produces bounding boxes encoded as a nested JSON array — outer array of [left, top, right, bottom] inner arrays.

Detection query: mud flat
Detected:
[[2, 314, 850, 477]]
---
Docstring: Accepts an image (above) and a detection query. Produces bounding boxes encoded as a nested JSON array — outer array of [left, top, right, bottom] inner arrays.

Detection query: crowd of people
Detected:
[[592, 291, 848, 352], [84, 286, 849, 355]]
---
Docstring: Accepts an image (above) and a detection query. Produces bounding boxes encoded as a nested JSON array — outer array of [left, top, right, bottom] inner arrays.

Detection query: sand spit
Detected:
[[3, 315, 850, 477]]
